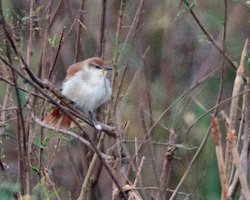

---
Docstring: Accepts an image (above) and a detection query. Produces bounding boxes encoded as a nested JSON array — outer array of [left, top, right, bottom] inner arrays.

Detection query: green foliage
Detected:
[[0, 181, 18, 200], [32, 182, 57, 200], [184, 0, 197, 9], [31, 165, 39, 174], [61, 136, 69, 141], [1, 0, 250, 199], [197, 34, 211, 46], [48, 34, 58, 48], [42, 133, 54, 148], [17, 77, 26, 106], [246, 1, 250, 8]]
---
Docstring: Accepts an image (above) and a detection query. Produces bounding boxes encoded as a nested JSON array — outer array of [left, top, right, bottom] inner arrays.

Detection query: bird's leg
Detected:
[[89, 111, 102, 131], [88, 111, 94, 123], [72, 102, 77, 109]]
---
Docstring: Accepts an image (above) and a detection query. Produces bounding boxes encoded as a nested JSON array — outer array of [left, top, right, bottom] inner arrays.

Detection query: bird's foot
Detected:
[[89, 111, 102, 131], [69, 100, 77, 109], [94, 123, 102, 130]]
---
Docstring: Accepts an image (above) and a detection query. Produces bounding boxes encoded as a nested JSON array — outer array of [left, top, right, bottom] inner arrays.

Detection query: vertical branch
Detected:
[[6, 41, 27, 195], [140, 105, 164, 200], [169, 111, 222, 199], [78, 148, 99, 199], [118, 0, 144, 68], [111, 144, 124, 200], [211, 116, 228, 200], [0, 68, 12, 134], [215, 0, 227, 116], [113, 0, 144, 114], [111, 1, 127, 199], [229, 39, 248, 130], [141, 46, 153, 127], [26, 0, 34, 68], [48, 27, 65, 80], [11, 67, 27, 194], [225, 39, 248, 178], [74, 0, 85, 63], [183, 0, 246, 81], [157, 130, 177, 200], [133, 156, 145, 188], [238, 82, 250, 200], [99, 0, 106, 57], [16, 111, 25, 195], [226, 126, 250, 199], [0, 2, 27, 193], [26, 0, 35, 195], [111, 0, 126, 115], [78, 1, 127, 195]]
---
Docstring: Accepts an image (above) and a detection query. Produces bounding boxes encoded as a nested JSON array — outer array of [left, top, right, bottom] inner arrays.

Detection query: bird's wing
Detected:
[[64, 62, 83, 82]]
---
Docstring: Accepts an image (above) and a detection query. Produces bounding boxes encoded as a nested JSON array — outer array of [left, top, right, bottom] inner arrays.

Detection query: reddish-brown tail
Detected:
[[43, 107, 75, 129]]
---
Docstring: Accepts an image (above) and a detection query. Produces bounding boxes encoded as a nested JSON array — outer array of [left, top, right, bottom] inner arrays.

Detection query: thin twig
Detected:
[[47, 139, 62, 169], [48, 0, 63, 30], [1, 54, 117, 136], [0, 56, 126, 199], [48, 27, 65, 79], [157, 130, 177, 199], [169, 127, 211, 200], [183, 0, 247, 82], [169, 45, 233, 200], [74, 2, 85, 62], [111, 0, 126, 120], [0, 76, 47, 100], [185, 88, 250, 137], [140, 105, 164, 200], [133, 156, 144, 187], [127, 186, 191, 197], [99, 0, 106, 57], [118, 0, 144, 68], [149, 65, 220, 140]]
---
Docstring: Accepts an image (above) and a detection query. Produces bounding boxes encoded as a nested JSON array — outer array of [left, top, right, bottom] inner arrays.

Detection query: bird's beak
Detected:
[[104, 67, 112, 71], [101, 67, 112, 74], [101, 67, 112, 75]]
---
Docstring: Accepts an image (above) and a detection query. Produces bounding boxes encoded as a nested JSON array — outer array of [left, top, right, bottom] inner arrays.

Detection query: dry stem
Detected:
[[225, 39, 248, 179], [227, 127, 250, 199], [211, 116, 228, 199]]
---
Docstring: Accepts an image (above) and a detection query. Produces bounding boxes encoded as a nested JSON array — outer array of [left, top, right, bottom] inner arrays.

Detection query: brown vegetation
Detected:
[[1, 0, 250, 200]]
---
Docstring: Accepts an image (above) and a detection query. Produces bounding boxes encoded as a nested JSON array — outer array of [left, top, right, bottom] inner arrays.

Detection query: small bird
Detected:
[[43, 57, 112, 129]]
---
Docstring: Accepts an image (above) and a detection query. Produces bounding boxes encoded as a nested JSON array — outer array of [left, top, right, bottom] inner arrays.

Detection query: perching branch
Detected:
[[0, 55, 127, 199]]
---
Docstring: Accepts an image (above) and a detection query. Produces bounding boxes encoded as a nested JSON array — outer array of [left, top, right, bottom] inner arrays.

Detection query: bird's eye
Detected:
[[95, 66, 102, 69]]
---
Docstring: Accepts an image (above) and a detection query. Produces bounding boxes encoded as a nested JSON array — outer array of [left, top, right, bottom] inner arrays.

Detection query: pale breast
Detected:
[[62, 69, 111, 112]]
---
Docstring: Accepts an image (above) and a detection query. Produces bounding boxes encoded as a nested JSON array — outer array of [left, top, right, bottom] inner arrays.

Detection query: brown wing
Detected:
[[64, 62, 83, 82]]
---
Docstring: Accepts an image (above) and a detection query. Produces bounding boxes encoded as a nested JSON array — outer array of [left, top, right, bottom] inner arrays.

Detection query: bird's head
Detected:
[[85, 57, 112, 75]]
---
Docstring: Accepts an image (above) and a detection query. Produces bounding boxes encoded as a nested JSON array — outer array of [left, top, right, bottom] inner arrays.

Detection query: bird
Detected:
[[43, 57, 112, 129]]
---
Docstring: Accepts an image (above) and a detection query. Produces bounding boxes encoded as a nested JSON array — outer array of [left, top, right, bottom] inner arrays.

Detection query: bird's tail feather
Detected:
[[43, 107, 75, 129]]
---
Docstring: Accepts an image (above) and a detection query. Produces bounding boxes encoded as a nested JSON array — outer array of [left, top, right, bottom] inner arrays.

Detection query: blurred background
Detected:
[[1, 0, 250, 199]]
